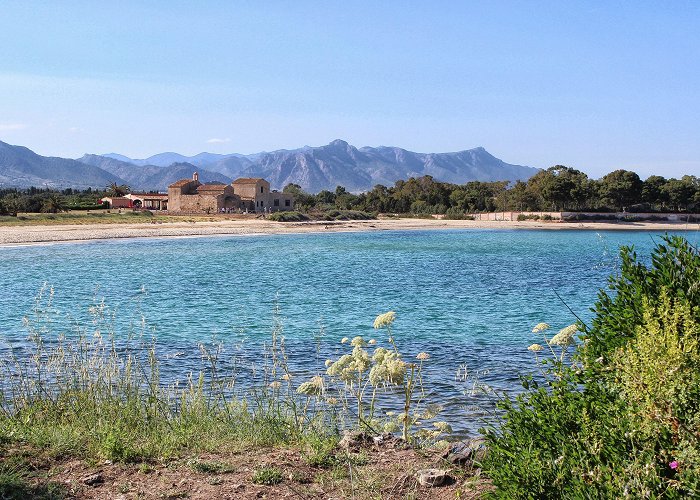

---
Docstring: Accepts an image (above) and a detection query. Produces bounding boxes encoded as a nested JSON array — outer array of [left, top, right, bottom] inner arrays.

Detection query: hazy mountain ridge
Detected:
[[104, 139, 539, 192], [0, 139, 538, 192], [78, 154, 232, 191], [0, 141, 123, 189]]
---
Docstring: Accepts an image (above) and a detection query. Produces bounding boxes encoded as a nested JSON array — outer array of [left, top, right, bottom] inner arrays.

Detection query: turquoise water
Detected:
[[1, 229, 697, 433]]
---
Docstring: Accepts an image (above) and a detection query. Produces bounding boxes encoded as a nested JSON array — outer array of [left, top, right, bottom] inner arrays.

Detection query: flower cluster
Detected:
[[296, 375, 324, 396], [326, 346, 371, 384], [532, 322, 550, 333], [368, 347, 406, 386], [373, 311, 396, 329], [350, 336, 365, 347], [549, 324, 578, 347]]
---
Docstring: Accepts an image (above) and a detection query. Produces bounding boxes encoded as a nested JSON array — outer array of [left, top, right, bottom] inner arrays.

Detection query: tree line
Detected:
[[1, 169, 699, 216], [0, 183, 130, 216], [284, 167, 700, 215]]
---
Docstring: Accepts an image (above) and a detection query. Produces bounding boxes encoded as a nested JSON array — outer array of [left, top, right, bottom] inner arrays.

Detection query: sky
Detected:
[[0, 0, 698, 179]]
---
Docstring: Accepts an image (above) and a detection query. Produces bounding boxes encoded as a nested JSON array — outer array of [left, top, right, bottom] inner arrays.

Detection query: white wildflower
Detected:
[[433, 421, 453, 434], [296, 375, 324, 396], [532, 322, 550, 333], [383, 421, 400, 433], [421, 404, 443, 420], [327, 347, 371, 383], [369, 348, 406, 386], [549, 324, 578, 347], [350, 336, 365, 347], [528, 343, 544, 352], [373, 311, 396, 329]]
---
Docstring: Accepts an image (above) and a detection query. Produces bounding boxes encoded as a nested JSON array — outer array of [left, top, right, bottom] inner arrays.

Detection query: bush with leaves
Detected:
[[267, 211, 309, 222], [482, 235, 700, 498]]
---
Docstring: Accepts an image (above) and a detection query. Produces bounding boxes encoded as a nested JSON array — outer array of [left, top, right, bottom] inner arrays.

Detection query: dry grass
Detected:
[[0, 211, 255, 226]]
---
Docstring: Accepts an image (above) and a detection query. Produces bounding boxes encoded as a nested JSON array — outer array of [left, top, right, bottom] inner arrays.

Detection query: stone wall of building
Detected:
[[176, 194, 220, 213], [169, 174, 294, 213]]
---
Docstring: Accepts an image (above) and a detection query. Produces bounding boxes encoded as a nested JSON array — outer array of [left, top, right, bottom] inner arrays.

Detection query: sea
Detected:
[[1, 229, 697, 435]]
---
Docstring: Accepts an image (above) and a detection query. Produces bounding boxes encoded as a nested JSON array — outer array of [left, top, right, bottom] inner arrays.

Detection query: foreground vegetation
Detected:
[[0, 294, 475, 498], [483, 235, 700, 498], [2, 236, 699, 497]]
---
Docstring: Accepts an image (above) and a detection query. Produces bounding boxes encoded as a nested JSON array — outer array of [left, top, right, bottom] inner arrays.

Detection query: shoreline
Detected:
[[0, 217, 698, 247]]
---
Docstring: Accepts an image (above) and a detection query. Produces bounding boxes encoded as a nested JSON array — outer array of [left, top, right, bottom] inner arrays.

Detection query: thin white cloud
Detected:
[[206, 137, 231, 144], [68, 126, 83, 133], [0, 123, 28, 131]]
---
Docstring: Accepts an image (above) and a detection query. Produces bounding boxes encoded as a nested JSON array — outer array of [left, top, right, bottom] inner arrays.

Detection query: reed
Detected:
[[0, 286, 448, 468]]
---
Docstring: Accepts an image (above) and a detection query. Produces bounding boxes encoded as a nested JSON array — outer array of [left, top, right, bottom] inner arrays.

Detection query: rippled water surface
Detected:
[[1, 229, 697, 433]]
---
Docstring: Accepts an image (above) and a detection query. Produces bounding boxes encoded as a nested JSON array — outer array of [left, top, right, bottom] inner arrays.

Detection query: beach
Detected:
[[0, 217, 698, 246]]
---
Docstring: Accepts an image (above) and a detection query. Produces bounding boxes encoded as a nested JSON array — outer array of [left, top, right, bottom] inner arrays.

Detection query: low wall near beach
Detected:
[[468, 211, 560, 221], [461, 211, 700, 222]]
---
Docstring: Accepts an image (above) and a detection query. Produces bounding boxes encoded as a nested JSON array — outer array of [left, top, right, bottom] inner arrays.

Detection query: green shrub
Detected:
[[444, 208, 474, 220], [302, 434, 339, 468], [320, 210, 375, 221], [584, 236, 700, 366], [482, 236, 700, 498], [268, 211, 309, 222], [252, 466, 283, 485]]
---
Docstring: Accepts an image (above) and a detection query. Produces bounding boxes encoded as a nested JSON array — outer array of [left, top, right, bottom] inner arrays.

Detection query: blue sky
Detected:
[[1, 1, 698, 178]]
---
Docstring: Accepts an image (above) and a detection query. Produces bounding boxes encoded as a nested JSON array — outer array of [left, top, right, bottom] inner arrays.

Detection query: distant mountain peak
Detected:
[[95, 140, 538, 192], [0, 140, 539, 192]]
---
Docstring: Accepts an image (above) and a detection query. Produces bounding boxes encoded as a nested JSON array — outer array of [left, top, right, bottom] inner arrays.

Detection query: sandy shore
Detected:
[[0, 217, 698, 246]]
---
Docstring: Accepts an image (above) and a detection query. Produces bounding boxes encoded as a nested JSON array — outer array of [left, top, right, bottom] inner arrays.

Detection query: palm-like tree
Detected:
[[106, 182, 130, 197], [41, 193, 66, 214]]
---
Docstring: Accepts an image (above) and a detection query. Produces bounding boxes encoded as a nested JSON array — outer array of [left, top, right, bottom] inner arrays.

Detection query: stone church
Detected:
[[167, 172, 294, 213]]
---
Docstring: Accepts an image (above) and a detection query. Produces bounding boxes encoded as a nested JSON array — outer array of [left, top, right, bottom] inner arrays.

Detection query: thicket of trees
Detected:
[[0, 187, 106, 216], [285, 167, 700, 215], [2, 167, 699, 216]]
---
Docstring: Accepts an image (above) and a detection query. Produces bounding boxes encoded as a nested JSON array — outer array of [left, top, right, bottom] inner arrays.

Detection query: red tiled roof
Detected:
[[169, 179, 198, 188], [196, 184, 230, 193], [232, 177, 266, 184]]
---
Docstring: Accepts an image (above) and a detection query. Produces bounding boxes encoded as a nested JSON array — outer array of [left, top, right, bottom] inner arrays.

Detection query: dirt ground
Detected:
[[10, 441, 490, 499]]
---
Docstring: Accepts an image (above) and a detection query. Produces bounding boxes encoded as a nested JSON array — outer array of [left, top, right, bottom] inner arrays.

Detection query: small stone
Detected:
[[338, 430, 373, 450], [372, 432, 394, 446], [442, 437, 487, 466], [82, 473, 104, 486], [416, 468, 450, 487]]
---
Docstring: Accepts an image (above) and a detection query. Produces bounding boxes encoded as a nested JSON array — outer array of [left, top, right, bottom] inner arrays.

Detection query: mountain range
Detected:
[[0, 139, 539, 193]]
